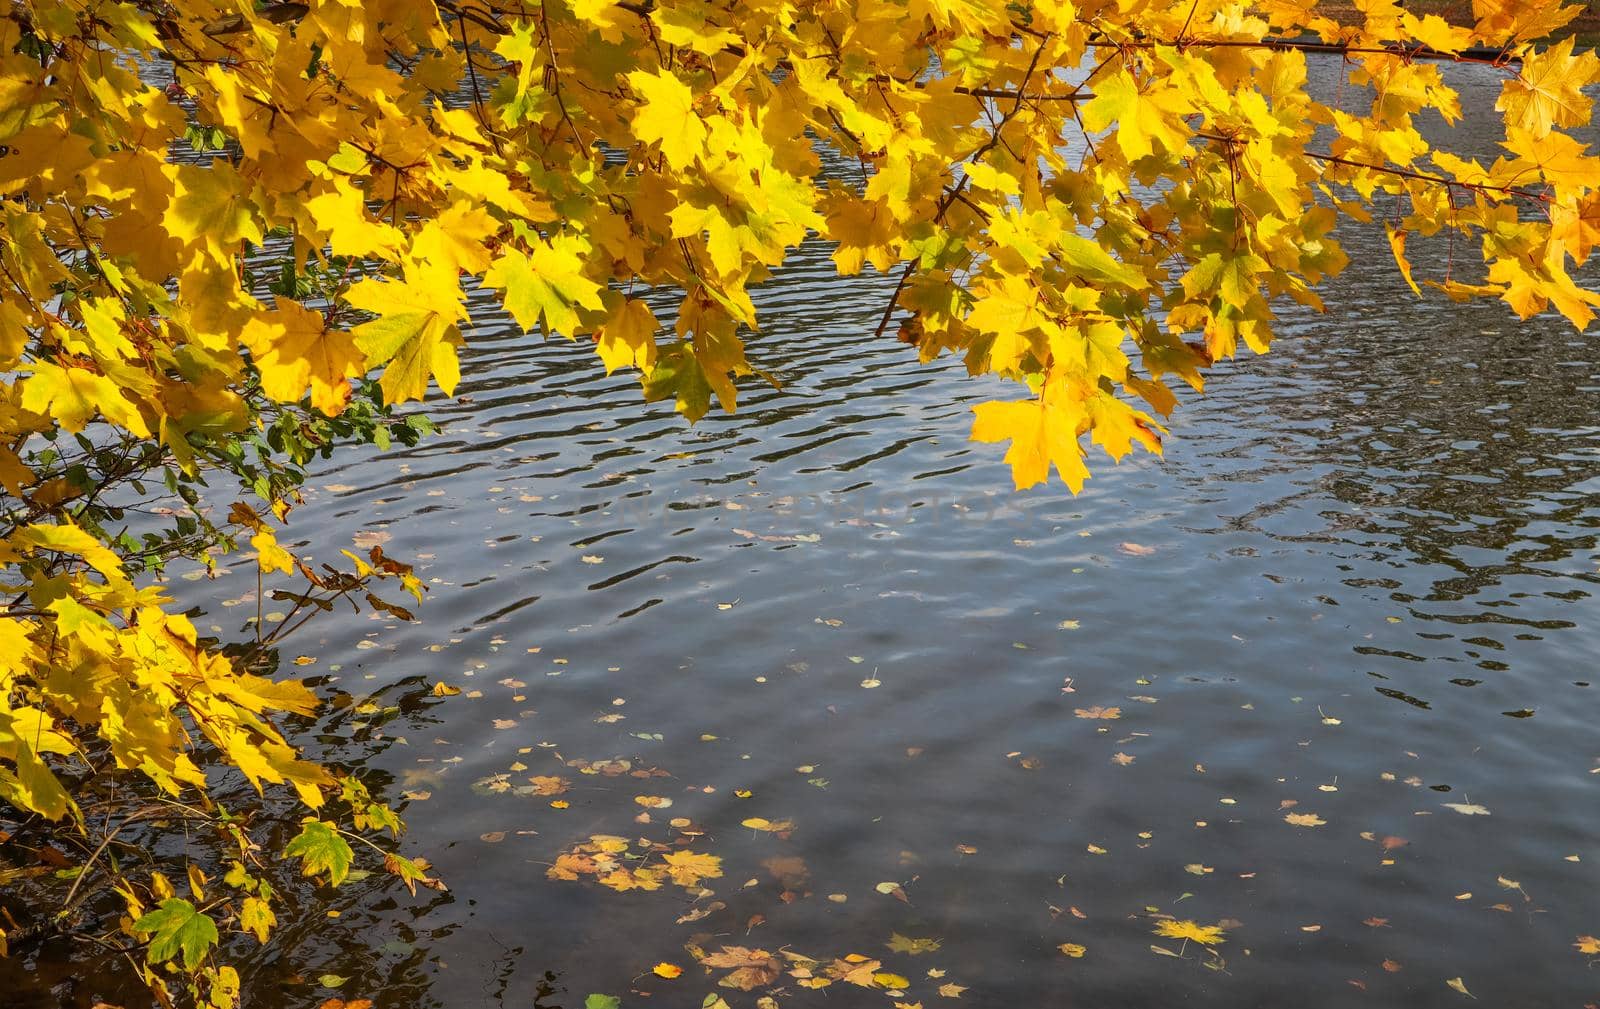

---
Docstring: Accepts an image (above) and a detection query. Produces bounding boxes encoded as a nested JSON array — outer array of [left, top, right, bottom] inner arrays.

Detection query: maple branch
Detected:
[[874, 35, 1052, 342], [1091, 33, 1523, 66], [955, 87, 1091, 102], [457, 10, 504, 156], [1176, 0, 1202, 47], [1306, 151, 1552, 203]]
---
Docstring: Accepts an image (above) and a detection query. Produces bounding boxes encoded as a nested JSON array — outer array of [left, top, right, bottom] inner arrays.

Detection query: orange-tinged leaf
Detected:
[[1074, 706, 1121, 720]]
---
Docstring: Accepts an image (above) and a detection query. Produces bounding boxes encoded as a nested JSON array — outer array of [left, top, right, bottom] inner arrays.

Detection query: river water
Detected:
[[15, 56, 1600, 1009]]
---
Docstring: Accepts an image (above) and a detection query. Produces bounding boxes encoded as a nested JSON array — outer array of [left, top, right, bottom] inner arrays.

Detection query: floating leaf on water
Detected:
[[1074, 706, 1122, 720], [652, 962, 682, 979], [1058, 943, 1086, 958], [676, 901, 726, 924], [1574, 935, 1600, 955], [1445, 977, 1473, 998], [1152, 920, 1226, 946], [1284, 812, 1326, 827], [1442, 802, 1492, 816], [661, 851, 723, 888], [887, 933, 942, 955]]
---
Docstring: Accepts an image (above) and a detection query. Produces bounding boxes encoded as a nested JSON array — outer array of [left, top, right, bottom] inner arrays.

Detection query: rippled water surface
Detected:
[[24, 58, 1600, 1009]]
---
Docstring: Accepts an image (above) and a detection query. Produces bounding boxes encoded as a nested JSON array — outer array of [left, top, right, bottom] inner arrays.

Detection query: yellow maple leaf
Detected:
[[162, 161, 263, 258], [20, 362, 151, 437], [1080, 70, 1190, 162], [412, 200, 496, 275], [1495, 37, 1600, 138], [241, 299, 364, 416], [651, 962, 682, 979], [1575, 935, 1600, 955], [595, 295, 660, 374], [628, 68, 706, 168], [483, 234, 605, 338], [887, 933, 942, 955], [660, 850, 723, 888], [304, 179, 404, 261], [971, 386, 1090, 492], [1152, 920, 1226, 946], [1386, 226, 1421, 297], [346, 263, 467, 404]]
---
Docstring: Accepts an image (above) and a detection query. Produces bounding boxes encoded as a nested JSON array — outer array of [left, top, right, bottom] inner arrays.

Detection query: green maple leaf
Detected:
[[283, 819, 354, 886], [483, 234, 605, 338], [131, 898, 219, 970]]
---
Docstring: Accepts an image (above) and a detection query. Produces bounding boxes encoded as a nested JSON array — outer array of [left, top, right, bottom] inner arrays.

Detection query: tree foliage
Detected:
[[2, 0, 1598, 1002]]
